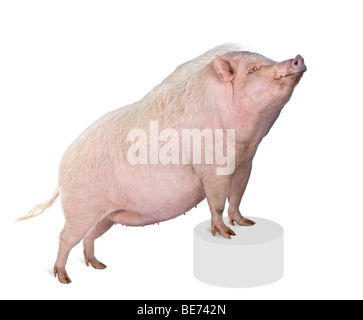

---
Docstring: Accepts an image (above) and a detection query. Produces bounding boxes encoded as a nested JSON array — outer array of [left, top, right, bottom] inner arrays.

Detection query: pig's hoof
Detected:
[[53, 266, 72, 284], [85, 258, 107, 270], [211, 222, 236, 239], [228, 213, 256, 227]]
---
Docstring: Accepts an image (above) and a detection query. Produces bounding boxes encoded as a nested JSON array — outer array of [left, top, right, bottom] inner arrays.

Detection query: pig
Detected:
[[19, 44, 306, 283]]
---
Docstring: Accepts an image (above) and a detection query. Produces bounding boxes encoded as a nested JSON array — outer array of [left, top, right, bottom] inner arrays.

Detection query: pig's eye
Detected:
[[248, 66, 259, 73]]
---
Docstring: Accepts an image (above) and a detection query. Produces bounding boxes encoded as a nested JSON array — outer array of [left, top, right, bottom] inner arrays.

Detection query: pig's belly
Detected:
[[110, 165, 205, 226]]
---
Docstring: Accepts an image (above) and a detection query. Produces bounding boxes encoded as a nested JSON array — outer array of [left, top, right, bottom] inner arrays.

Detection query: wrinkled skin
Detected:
[[52, 48, 306, 283]]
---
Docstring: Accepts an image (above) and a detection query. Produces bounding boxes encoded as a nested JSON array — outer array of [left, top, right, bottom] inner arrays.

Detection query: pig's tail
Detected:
[[16, 187, 60, 222]]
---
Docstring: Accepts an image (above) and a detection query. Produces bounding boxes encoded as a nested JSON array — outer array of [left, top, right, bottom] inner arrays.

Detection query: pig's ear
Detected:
[[214, 55, 236, 81]]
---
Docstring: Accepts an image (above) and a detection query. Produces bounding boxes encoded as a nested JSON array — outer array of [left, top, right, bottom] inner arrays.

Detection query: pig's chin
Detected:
[[288, 73, 304, 87]]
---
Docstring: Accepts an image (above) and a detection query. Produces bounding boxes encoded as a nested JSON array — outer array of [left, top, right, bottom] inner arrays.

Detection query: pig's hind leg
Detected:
[[83, 218, 114, 269], [53, 207, 102, 284]]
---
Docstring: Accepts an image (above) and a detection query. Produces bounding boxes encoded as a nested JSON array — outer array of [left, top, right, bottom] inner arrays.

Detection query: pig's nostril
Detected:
[[291, 55, 306, 73]]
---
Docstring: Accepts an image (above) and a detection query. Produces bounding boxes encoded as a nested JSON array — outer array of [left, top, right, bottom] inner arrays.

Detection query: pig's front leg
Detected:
[[227, 160, 256, 226], [203, 174, 236, 239]]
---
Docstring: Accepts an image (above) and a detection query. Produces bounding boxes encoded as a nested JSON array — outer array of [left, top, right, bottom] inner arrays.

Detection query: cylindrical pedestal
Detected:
[[193, 217, 283, 288]]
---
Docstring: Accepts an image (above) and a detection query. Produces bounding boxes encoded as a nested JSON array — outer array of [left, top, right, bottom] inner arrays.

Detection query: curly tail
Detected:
[[16, 187, 60, 222]]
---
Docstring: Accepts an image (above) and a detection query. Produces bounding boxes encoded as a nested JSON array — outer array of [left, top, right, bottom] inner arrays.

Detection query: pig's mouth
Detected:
[[274, 72, 304, 80]]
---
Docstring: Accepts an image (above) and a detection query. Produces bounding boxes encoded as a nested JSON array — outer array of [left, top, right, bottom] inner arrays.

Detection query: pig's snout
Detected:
[[291, 55, 306, 73]]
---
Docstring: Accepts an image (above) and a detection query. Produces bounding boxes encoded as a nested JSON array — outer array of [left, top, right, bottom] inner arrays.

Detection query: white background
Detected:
[[0, 0, 362, 300]]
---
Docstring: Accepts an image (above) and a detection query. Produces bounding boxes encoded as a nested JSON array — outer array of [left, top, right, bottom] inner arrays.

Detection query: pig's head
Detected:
[[213, 51, 306, 114]]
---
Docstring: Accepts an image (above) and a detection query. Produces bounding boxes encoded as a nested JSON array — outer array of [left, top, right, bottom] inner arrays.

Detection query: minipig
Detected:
[[19, 44, 306, 283]]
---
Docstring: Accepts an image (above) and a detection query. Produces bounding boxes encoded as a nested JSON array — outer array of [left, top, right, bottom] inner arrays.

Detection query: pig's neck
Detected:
[[237, 109, 281, 139], [224, 105, 282, 162]]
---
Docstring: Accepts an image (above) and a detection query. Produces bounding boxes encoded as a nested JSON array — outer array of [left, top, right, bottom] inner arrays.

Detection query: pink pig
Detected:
[[19, 44, 306, 283]]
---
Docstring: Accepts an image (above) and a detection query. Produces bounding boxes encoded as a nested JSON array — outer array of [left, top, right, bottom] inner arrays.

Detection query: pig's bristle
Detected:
[[140, 43, 244, 115]]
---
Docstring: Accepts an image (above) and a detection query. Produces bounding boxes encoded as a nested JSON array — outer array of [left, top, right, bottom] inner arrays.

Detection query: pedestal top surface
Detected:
[[194, 217, 283, 246]]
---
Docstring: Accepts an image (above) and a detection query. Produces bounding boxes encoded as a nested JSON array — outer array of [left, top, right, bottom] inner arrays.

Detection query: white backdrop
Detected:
[[1, 0, 362, 299]]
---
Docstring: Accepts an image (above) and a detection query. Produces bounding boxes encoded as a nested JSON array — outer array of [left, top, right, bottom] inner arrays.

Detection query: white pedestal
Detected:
[[193, 217, 283, 288]]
